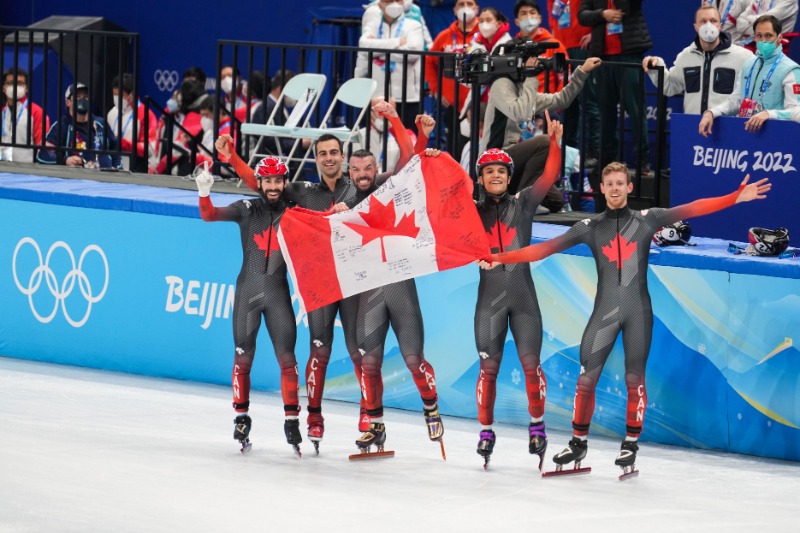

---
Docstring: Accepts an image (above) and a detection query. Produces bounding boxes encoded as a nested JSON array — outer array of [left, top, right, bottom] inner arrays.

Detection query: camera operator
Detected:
[[479, 55, 601, 210]]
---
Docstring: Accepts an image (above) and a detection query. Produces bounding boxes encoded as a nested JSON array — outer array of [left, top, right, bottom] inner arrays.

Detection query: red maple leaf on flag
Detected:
[[254, 228, 281, 257], [343, 195, 420, 262], [602, 234, 637, 269], [486, 220, 517, 252]]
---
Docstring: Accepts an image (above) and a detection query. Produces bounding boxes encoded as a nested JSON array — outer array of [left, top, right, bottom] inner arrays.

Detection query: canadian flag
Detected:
[[278, 153, 489, 312]]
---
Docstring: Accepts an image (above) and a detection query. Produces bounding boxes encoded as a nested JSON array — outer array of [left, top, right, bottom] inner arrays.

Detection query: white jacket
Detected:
[[736, 0, 798, 40], [646, 32, 754, 113], [355, 15, 424, 103]]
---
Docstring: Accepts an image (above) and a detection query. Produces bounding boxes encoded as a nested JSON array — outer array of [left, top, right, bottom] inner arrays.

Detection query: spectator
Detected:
[[155, 79, 207, 175], [235, 71, 265, 126], [734, 0, 797, 45], [363, 0, 434, 50], [579, 0, 653, 178], [514, 0, 570, 93], [700, 14, 800, 134], [107, 73, 158, 172], [355, 0, 425, 129], [459, 101, 487, 171], [547, 0, 600, 159], [220, 65, 247, 112], [38, 83, 120, 169], [165, 67, 207, 115], [247, 69, 311, 159], [425, 0, 481, 156], [643, 5, 753, 115], [1, 67, 49, 163], [471, 7, 514, 55]]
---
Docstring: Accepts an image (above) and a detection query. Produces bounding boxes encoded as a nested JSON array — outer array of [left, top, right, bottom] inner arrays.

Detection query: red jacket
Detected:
[[425, 20, 479, 108], [546, 0, 591, 49]]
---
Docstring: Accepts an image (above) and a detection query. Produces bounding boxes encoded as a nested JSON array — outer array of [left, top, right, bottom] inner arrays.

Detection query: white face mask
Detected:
[[698, 22, 720, 43], [479, 22, 498, 39], [201, 116, 213, 132], [459, 118, 471, 138], [4, 85, 26, 101], [455, 7, 477, 23], [384, 2, 405, 20], [121, 98, 132, 113], [220, 76, 233, 94], [403, 0, 412, 12], [372, 117, 387, 134], [519, 16, 540, 34]]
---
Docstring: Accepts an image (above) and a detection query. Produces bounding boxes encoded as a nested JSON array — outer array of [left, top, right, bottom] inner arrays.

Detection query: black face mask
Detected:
[[75, 98, 90, 115]]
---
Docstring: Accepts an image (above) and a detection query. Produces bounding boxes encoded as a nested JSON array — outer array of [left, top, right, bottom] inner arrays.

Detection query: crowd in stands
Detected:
[[1, 0, 798, 203]]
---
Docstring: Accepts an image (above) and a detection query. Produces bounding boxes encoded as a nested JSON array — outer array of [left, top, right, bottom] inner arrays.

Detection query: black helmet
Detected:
[[747, 227, 789, 256], [652, 221, 693, 247]]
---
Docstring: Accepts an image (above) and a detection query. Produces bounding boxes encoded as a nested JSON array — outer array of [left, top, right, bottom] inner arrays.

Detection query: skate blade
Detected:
[[542, 465, 592, 478], [312, 441, 320, 456], [348, 450, 395, 461], [239, 440, 252, 455], [618, 466, 639, 481], [439, 439, 447, 461], [292, 444, 302, 458], [537, 453, 545, 472]]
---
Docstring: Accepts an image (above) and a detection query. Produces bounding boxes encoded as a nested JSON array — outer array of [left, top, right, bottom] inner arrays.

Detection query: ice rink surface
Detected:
[[1, 356, 797, 533]]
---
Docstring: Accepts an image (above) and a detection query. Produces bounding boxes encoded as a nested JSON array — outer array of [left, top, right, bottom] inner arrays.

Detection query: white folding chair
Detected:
[[284, 77, 378, 180], [240, 73, 327, 175]]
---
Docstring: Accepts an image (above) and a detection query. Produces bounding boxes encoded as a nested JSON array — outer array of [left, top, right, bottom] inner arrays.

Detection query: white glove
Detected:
[[196, 169, 214, 197]]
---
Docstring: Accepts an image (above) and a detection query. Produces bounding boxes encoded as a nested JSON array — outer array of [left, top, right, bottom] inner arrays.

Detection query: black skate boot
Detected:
[[284, 418, 302, 457], [477, 430, 496, 469], [542, 437, 591, 477], [528, 422, 548, 471], [615, 440, 640, 480], [356, 422, 387, 452], [233, 414, 252, 454]]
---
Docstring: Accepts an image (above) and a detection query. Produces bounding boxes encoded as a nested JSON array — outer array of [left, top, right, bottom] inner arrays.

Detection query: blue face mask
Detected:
[[756, 40, 779, 58]]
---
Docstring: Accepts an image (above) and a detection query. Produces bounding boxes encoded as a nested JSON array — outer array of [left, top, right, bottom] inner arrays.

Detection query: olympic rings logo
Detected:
[[12, 238, 109, 328], [153, 69, 179, 92]]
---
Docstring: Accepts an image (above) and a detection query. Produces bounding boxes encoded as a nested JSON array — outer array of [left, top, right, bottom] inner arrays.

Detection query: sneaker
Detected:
[[423, 405, 444, 441], [233, 414, 252, 442], [477, 429, 496, 458], [358, 406, 371, 433], [356, 422, 387, 450], [614, 440, 639, 467], [552, 437, 588, 465], [307, 413, 324, 442], [284, 418, 302, 445], [528, 422, 547, 456]]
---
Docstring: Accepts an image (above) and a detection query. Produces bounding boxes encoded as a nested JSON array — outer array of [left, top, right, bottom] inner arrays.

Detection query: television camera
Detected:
[[447, 40, 567, 85]]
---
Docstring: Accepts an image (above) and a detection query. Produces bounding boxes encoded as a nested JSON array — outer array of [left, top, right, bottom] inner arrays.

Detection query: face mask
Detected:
[[122, 98, 132, 113], [460, 118, 471, 138], [373, 117, 387, 134], [756, 39, 779, 58], [403, 0, 412, 12], [284, 96, 298, 108], [698, 22, 720, 43], [384, 2, 404, 20], [4, 85, 26, 100], [455, 7, 476, 23], [479, 22, 498, 39], [75, 98, 90, 115], [166, 98, 179, 114], [201, 116, 213, 132], [220, 76, 233, 94], [519, 16, 540, 34]]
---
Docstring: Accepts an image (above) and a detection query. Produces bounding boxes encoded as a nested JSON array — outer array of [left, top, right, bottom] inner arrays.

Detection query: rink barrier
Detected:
[[0, 171, 797, 462]]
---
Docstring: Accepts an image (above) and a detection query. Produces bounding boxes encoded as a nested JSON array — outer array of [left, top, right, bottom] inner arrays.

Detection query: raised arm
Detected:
[[414, 114, 434, 154], [658, 174, 771, 226], [196, 167, 239, 222], [520, 112, 564, 208], [216, 134, 258, 191]]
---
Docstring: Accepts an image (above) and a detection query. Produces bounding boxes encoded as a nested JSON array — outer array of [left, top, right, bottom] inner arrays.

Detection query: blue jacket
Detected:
[[38, 113, 122, 168]]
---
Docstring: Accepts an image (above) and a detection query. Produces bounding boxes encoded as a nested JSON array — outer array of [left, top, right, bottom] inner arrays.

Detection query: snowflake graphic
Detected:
[[511, 368, 521, 386]]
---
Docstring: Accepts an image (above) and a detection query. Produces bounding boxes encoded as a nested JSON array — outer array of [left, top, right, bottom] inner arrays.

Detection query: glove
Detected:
[[195, 169, 214, 197]]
